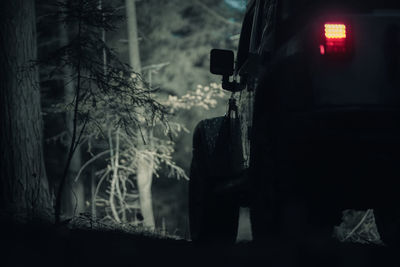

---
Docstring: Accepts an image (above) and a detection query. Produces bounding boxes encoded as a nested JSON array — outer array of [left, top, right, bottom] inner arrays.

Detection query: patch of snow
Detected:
[[333, 209, 383, 245]]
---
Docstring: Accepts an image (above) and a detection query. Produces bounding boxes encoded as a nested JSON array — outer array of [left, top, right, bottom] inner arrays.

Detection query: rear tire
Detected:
[[189, 118, 240, 244], [189, 172, 239, 244]]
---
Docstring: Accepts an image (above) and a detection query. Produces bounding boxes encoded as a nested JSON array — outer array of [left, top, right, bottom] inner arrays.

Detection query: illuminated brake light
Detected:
[[325, 24, 346, 39], [320, 23, 349, 55]]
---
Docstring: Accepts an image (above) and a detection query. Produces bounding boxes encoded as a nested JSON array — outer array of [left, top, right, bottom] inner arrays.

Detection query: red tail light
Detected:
[[320, 23, 348, 55]]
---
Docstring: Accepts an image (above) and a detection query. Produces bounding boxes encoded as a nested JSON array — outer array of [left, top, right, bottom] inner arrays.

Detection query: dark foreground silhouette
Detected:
[[1, 218, 398, 267]]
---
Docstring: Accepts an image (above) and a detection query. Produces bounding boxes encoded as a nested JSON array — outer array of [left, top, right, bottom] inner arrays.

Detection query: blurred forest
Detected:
[[32, 0, 246, 237]]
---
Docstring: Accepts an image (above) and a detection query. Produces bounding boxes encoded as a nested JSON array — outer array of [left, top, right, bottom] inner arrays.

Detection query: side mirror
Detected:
[[210, 49, 234, 76]]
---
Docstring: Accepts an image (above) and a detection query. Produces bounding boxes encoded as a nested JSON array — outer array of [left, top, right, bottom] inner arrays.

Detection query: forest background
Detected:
[[36, 0, 246, 238]]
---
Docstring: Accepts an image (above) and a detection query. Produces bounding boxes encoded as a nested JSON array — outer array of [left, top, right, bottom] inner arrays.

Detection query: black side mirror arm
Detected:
[[222, 75, 245, 92]]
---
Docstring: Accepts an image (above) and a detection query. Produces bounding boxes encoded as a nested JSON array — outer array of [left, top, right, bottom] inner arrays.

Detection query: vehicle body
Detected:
[[190, 0, 400, 244]]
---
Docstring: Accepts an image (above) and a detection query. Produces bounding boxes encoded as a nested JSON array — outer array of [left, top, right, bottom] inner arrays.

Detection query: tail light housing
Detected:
[[320, 23, 351, 56]]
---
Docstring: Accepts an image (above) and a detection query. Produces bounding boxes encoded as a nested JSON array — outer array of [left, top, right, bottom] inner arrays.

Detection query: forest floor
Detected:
[[0, 217, 398, 267]]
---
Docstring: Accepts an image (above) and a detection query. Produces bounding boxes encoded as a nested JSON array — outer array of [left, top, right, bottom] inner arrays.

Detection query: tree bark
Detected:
[[126, 0, 142, 73], [125, 0, 155, 230], [0, 0, 52, 219]]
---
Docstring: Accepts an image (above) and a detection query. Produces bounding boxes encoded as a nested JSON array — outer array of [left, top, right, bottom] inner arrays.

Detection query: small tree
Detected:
[[75, 81, 226, 226], [41, 0, 228, 228], [40, 0, 167, 223]]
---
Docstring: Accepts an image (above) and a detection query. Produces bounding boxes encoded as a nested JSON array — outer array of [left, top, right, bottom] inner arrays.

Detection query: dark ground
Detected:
[[0, 219, 398, 267]]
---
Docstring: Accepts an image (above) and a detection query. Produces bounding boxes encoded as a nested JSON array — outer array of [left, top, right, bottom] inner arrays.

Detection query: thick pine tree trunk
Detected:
[[0, 0, 52, 219], [126, 0, 155, 230]]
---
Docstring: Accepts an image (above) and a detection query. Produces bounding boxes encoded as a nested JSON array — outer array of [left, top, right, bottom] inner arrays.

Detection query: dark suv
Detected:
[[189, 0, 400, 245]]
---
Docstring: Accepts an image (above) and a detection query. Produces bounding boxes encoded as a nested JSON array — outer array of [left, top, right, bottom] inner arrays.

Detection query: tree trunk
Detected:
[[0, 0, 52, 219], [59, 15, 85, 218], [136, 139, 155, 229], [126, 0, 142, 73], [125, 0, 155, 230]]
